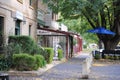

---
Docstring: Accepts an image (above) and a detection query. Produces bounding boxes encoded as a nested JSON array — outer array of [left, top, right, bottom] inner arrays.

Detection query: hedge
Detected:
[[13, 53, 36, 71], [58, 49, 63, 60], [0, 54, 9, 71], [34, 55, 46, 68], [44, 48, 54, 64], [12, 53, 46, 71], [8, 36, 44, 55]]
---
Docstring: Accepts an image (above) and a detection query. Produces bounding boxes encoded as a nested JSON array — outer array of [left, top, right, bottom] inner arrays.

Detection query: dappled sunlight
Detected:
[[93, 63, 109, 67]]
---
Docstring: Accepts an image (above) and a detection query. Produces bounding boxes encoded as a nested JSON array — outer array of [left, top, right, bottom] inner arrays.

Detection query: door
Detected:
[[0, 16, 4, 46], [15, 20, 21, 35]]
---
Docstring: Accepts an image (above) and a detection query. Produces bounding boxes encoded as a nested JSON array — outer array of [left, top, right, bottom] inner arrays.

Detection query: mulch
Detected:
[[93, 59, 120, 66]]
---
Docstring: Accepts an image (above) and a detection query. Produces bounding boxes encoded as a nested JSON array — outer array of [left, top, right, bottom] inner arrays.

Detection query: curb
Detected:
[[8, 58, 67, 76]]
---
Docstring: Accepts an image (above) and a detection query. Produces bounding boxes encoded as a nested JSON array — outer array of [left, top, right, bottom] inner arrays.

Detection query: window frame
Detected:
[[15, 20, 21, 35], [17, 0, 23, 4], [29, 25, 31, 36]]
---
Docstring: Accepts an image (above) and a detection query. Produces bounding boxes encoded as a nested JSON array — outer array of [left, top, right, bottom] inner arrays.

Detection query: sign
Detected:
[[37, 30, 52, 35], [16, 11, 23, 20]]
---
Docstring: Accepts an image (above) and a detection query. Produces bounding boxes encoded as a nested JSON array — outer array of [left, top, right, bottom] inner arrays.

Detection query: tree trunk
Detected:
[[103, 40, 114, 50], [102, 35, 120, 50]]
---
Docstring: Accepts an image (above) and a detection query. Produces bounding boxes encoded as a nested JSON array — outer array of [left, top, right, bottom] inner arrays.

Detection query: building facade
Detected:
[[0, 0, 37, 46], [0, 0, 82, 59]]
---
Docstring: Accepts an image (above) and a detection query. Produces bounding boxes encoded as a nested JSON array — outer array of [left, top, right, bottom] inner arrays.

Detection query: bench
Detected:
[[102, 50, 120, 58], [0, 73, 9, 80]]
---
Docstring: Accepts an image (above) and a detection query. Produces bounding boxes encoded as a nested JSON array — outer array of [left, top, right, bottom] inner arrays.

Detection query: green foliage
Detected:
[[58, 49, 63, 60], [9, 36, 34, 54], [13, 53, 36, 71], [94, 53, 100, 60], [83, 44, 87, 49], [44, 47, 54, 64], [0, 55, 9, 71], [12, 53, 47, 71], [108, 56, 114, 60], [0, 45, 13, 71], [118, 56, 120, 60], [44, 0, 120, 50], [34, 55, 46, 68], [7, 43, 22, 54], [8, 36, 43, 55], [103, 55, 109, 59], [61, 16, 98, 44], [114, 56, 119, 60]]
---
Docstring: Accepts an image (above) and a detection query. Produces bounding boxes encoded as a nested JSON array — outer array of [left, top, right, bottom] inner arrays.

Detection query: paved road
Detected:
[[9, 54, 120, 80]]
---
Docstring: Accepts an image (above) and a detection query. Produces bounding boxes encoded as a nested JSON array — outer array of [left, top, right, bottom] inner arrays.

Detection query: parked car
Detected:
[[115, 46, 120, 51]]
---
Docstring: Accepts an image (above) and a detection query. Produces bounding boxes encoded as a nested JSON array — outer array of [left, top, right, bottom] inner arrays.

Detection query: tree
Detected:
[[61, 18, 98, 45], [43, 0, 120, 50]]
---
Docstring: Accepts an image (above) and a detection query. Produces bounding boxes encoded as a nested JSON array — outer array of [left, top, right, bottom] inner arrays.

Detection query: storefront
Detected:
[[37, 27, 82, 59]]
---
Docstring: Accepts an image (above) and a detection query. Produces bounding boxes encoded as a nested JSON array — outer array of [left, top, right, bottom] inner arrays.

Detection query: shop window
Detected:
[[15, 20, 21, 35]]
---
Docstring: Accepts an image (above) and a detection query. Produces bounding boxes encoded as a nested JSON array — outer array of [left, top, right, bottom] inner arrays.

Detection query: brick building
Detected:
[[0, 0, 38, 46], [0, 0, 82, 59]]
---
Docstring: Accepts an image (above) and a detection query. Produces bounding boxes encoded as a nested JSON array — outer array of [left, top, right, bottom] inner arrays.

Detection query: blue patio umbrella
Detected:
[[87, 27, 115, 35]]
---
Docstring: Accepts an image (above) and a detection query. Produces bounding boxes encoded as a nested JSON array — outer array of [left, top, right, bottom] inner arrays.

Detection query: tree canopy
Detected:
[[61, 18, 98, 45], [43, 0, 120, 50]]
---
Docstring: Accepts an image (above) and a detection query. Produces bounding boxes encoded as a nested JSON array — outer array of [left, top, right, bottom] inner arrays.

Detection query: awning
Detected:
[[37, 27, 81, 37]]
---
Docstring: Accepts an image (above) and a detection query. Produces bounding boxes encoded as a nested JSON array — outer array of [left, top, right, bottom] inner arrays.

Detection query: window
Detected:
[[29, 25, 31, 36], [29, 0, 33, 6], [15, 20, 21, 35], [0, 16, 4, 46]]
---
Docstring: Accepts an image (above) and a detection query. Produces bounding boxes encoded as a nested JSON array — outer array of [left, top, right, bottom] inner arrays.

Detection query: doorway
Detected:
[[0, 16, 4, 46], [15, 20, 21, 35]]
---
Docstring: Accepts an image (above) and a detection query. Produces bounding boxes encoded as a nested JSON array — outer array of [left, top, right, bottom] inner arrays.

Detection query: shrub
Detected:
[[13, 53, 36, 71], [7, 43, 22, 54], [0, 54, 9, 71], [119, 56, 120, 60], [0, 49, 13, 71], [103, 55, 109, 59], [114, 56, 119, 60], [44, 48, 54, 64], [58, 49, 63, 60], [94, 53, 100, 60], [108, 55, 114, 60], [8, 36, 44, 55], [9, 36, 34, 54], [34, 55, 46, 68]]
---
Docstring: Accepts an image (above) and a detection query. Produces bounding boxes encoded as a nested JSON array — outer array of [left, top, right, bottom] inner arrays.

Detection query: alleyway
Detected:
[[9, 54, 120, 80]]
